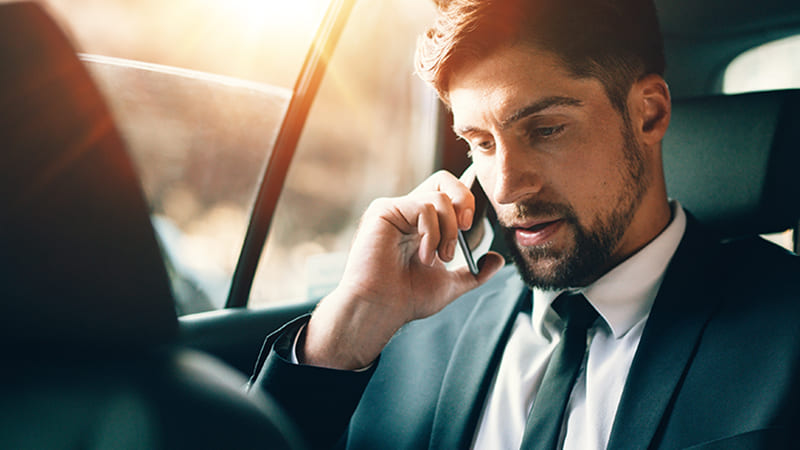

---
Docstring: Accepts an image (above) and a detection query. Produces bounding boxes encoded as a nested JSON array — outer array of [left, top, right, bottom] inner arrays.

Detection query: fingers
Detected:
[[413, 170, 475, 230], [371, 170, 482, 267], [412, 192, 459, 265]]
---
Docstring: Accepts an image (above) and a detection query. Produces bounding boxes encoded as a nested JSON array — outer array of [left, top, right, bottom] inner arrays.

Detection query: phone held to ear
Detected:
[[457, 164, 491, 275]]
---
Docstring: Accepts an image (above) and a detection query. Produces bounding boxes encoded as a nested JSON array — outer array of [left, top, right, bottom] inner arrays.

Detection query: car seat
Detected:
[[663, 89, 800, 246], [0, 3, 306, 449]]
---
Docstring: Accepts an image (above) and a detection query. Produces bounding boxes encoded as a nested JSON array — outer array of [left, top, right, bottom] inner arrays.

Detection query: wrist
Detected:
[[302, 288, 404, 370]]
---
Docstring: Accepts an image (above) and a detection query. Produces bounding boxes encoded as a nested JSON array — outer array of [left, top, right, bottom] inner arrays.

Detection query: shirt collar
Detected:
[[531, 201, 687, 339]]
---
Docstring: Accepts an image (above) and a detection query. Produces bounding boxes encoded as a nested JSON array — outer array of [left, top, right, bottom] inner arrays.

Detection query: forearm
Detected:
[[301, 288, 405, 370], [249, 316, 377, 449]]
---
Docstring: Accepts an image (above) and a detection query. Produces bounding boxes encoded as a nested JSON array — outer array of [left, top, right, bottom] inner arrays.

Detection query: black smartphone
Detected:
[[457, 165, 490, 274]]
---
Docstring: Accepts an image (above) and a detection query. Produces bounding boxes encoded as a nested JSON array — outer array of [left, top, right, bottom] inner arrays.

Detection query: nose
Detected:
[[490, 141, 542, 205]]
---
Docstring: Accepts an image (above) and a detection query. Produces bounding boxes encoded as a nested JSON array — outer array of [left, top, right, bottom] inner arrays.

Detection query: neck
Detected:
[[609, 176, 672, 271]]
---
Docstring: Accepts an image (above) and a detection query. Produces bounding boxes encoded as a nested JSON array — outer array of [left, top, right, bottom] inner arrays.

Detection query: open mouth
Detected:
[[526, 220, 559, 232], [515, 219, 564, 246]]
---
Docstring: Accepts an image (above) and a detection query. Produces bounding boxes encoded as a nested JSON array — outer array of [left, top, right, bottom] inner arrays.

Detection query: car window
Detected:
[[42, 0, 326, 87], [723, 34, 800, 252], [724, 35, 800, 95], [248, 0, 439, 307], [43, 0, 329, 314]]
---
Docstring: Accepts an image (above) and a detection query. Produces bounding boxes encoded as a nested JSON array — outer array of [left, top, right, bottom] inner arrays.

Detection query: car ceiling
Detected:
[[655, 0, 800, 97]]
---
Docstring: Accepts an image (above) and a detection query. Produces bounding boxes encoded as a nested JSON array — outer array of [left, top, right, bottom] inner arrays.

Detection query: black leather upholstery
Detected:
[[2, 350, 305, 449], [0, 3, 306, 448], [663, 90, 800, 240], [0, 0, 176, 350]]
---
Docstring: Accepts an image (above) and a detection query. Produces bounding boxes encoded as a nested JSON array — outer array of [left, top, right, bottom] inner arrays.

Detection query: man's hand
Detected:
[[301, 170, 505, 370]]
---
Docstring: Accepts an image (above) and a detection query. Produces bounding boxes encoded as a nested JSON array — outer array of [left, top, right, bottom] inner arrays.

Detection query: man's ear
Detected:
[[630, 74, 671, 146]]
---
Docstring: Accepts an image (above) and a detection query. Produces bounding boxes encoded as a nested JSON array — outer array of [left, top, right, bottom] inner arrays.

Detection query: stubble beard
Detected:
[[501, 117, 649, 290]]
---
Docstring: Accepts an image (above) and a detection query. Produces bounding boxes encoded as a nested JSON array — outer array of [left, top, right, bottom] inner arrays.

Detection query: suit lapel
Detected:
[[607, 215, 726, 449], [429, 272, 528, 449]]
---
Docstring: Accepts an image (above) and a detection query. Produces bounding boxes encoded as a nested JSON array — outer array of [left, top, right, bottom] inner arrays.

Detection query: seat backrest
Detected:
[[0, 3, 305, 448], [0, 1, 176, 350], [1, 349, 305, 450], [663, 90, 800, 242]]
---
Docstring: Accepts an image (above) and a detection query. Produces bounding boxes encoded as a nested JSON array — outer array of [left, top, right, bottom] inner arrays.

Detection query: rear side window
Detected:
[[44, 0, 328, 314], [42, 0, 437, 313], [249, 0, 438, 307], [724, 35, 800, 94], [723, 34, 800, 252]]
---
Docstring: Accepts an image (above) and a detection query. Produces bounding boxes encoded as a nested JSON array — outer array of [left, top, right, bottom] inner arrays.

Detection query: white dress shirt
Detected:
[[472, 201, 687, 450]]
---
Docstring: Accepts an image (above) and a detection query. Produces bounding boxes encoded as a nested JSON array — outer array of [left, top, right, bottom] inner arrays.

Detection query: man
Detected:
[[250, 0, 800, 448]]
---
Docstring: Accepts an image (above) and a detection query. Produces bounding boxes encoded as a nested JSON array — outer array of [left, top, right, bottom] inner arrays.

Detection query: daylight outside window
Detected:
[[44, 0, 439, 314], [43, 0, 329, 314], [249, 0, 439, 307]]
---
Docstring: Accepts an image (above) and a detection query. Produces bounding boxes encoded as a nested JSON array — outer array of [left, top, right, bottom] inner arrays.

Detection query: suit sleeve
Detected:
[[248, 315, 378, 449]]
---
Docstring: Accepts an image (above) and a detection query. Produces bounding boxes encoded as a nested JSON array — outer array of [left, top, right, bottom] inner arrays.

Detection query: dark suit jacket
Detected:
[[251, 214, 800, 449]]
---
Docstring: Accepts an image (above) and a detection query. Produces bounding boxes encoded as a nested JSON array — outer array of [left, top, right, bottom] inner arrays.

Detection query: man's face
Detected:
[[449, 44, 653, 289]]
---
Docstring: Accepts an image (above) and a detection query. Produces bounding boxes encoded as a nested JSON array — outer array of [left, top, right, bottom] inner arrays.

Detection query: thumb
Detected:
[[474, 251, 506, 284], [475, 252, 506, 286], [450, 251, 505, 298]]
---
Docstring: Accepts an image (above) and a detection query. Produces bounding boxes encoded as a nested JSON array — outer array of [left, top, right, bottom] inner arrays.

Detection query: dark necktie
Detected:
[[520, 292, 599, 450]]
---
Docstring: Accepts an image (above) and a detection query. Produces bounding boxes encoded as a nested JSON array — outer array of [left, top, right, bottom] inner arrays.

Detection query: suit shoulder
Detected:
[[719, 236, 800, 285]]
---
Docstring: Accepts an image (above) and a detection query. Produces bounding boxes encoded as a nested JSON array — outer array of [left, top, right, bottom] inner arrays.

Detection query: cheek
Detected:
[[550, 147, 625, 218], [573, 123, 630, 186], [566, 160, 620, 205]]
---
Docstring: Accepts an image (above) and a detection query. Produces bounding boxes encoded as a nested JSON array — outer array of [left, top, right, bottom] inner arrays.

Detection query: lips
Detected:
[[513, 219, 564, 247], [527, 221, 556, 232]]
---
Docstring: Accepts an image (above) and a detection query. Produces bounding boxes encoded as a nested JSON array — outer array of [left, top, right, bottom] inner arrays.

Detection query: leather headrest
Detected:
[[0, 2, 177, 351], [663, 89, 800, 240]]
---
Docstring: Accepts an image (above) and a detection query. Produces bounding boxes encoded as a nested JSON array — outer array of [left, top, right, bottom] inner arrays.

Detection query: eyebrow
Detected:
[[500, 96, 583, 129], [453, 95, 584, 136]]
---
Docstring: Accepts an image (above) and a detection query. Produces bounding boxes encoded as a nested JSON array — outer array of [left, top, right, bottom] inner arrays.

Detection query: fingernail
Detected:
[[461, 209, 474, 229], [447, 239, 457, 261]]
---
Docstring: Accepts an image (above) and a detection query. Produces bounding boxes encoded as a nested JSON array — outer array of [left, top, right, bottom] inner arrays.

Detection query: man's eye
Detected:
[[468, 139, 494, 151], [533, 124, 565, 138], [477, 140, 494, 149]]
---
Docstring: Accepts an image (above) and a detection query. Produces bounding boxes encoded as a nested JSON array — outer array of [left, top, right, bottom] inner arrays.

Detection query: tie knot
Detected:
[[552, 292, 598, 332]]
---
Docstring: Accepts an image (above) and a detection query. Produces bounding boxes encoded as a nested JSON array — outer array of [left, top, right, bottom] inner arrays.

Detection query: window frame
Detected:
[[226, 0, 358, 308]]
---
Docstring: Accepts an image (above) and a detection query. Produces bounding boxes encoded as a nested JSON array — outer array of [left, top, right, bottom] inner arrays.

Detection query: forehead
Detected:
[[447, 44, 601, 131]]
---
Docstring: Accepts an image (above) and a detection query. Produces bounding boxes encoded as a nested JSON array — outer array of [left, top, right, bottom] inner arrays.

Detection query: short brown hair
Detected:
[[415, 0, 665, 113]]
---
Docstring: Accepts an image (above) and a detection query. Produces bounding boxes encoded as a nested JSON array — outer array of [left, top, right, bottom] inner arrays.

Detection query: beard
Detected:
[[500, 117, 649, 290]]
